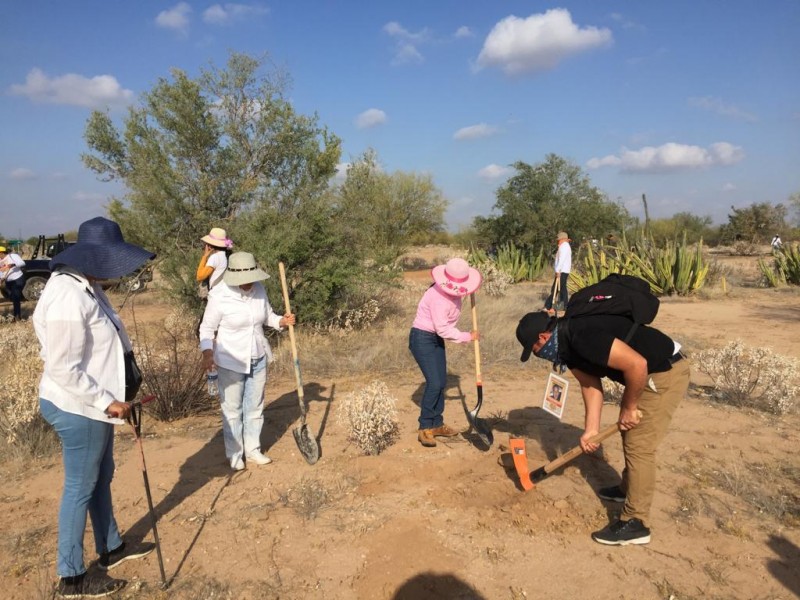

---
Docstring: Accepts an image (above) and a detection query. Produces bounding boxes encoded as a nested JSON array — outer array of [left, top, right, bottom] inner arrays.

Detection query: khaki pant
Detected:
[[620, 359, 690, 524]]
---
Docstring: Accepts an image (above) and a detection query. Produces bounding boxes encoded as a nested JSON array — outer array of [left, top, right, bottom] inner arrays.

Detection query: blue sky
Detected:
[[1, 1, 798, 239]]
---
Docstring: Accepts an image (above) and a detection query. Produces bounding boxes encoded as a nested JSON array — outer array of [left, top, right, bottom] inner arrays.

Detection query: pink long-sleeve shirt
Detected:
[[411, 285, 472, 343]]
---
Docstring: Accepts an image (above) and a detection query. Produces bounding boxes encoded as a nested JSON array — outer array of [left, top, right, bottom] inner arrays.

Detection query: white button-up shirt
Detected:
[[198, 281, 284, 374], [33, 268, 128, 424]]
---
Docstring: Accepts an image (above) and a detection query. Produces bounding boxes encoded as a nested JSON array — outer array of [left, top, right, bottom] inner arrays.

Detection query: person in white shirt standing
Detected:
[[0, 245, 26, 320], [543, 231, 572, 316], [199, 252, 295, 471], [33, 217, 156, 598]]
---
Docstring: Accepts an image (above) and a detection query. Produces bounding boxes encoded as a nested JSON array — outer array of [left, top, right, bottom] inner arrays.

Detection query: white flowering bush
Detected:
[[0, 319, 56, 456], [476, 261, 513, 297], [696, 341, 799, 415], [338, 380, 399, 455]]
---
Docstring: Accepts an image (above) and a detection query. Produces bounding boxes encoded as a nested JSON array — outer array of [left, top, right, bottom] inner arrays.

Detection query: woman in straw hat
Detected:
[[199, 252, 295, 471], [409, 257, 482, 447], [33, 217, 156, 598], [196, 227, 233, 297]]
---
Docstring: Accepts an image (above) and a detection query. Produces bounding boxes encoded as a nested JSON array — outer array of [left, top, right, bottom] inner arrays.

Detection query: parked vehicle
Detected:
[[1, 234, 152, 301]]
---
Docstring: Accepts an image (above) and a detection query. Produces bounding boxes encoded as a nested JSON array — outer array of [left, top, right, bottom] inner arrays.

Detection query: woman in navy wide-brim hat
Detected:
[[33, 217, 156, 597]]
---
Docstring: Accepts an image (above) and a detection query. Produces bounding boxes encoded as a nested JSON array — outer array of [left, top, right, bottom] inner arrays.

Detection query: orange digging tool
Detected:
[[509, 420, 624, 490]]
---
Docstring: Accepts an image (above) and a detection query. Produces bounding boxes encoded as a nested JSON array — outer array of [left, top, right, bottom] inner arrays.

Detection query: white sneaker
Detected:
[[246, 452, 273, 465], [231, 457, 245, 471]]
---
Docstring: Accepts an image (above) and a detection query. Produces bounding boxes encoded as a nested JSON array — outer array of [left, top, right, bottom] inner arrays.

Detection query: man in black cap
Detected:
[[516, 310, 689, 546]]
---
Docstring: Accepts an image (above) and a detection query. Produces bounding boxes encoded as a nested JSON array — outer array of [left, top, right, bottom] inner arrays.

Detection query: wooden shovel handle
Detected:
[[278, 262, 304, 403], [470, 293, 481, 385], [542, 421, 619, 474]]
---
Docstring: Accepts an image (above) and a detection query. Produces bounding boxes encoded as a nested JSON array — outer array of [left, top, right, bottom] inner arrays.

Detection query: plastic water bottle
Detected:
[[207, 369, 219, 396]]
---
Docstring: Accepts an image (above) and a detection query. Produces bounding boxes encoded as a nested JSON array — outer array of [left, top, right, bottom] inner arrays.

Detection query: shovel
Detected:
[[465, 292, 493, 447], [278, 262, 320, 465], [509, 410, 641, 490]]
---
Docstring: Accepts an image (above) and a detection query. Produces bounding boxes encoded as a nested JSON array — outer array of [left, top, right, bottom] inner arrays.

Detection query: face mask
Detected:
[[536, 324, 566, 373]]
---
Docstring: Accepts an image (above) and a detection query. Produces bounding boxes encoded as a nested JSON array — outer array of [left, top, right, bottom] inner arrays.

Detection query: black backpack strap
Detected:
[[624, 322, 640, 344]]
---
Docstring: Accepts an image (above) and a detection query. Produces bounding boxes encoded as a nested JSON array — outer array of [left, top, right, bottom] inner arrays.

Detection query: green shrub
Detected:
[[759, 242, 800, 287]]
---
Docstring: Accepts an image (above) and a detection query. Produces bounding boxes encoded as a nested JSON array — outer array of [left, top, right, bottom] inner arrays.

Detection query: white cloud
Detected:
[[156, 2, 192, 33], [609, 13, 645, 31], [72, 191, 105, 203], [9, 68, 134, 108], [455, 26, 474, 39], [478, 164, 513, 179], [383, 21, 430, 65], [9, 168, 36, 180], [333, 162, 350, 181], [203, 3, 268, 25], [587, 142, 745, 173], [453, 123, 500, 140], [722, 182, 736, 191], [355, 108, 387, 129], [688, 96, 758, 122], [476, 9, 613, 75]]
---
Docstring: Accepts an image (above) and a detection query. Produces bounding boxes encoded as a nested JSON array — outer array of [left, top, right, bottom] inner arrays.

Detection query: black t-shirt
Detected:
[[558, 315, 675, 384]]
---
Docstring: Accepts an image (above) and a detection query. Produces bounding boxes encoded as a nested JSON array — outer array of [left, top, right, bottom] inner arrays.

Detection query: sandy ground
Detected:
[[1, 255, 799, 600]]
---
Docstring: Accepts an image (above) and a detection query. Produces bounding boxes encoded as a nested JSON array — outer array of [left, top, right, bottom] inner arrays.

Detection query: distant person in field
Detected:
[[543, 231, 571, 316], [516, 307, 689, 546], [771, 234, 783, 252], [0, 245, 26, 320], [409, 257, 481, 448]]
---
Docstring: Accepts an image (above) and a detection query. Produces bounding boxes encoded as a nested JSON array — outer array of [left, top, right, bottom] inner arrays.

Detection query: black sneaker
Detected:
[[592, 518, 651, 545], [597, 485, 626, 503], [56, 573, 125, 598], [99, 541, 156, 571]]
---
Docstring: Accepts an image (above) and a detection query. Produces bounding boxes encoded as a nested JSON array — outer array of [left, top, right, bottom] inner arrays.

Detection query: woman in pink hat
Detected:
[[196, 227, 233, 297], [409, 258, 482, 447]]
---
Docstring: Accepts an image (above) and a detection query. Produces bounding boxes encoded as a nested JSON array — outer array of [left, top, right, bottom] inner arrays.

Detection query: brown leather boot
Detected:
[[431, 424, 460, 437], [418, 429, 437, 447]]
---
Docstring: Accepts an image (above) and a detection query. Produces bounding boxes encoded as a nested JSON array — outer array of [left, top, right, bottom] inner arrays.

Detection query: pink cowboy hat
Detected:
[[431, 258, 482, 297]]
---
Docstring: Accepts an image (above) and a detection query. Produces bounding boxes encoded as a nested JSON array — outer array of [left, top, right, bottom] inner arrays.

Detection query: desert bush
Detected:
[[0, 320, 59, 458], [475, 261, 514, 297], [731, 240, 759, 256], [695, 340, 799, 415], [132, 309, 215, 421], [338, 381, 399, 455], [759, 242, 800, 287]]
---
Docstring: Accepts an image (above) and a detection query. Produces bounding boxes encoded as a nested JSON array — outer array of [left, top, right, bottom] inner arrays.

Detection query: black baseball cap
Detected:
[[516, 311, 554, 362]]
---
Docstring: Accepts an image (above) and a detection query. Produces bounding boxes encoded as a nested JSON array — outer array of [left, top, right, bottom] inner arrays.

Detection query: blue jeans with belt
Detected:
[[409, 328, 447, 430], [40, 399, 124, 578]]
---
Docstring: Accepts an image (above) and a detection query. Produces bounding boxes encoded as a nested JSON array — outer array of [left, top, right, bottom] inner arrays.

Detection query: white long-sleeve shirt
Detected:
[[0, 252, 25, 282], [198, 281, 284, 373], [33, 267, 128, 424], [554, 241, 572, 274]]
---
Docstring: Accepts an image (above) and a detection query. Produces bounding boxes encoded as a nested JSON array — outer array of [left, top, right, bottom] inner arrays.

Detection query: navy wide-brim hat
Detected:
[[50, 217, 155, 279]]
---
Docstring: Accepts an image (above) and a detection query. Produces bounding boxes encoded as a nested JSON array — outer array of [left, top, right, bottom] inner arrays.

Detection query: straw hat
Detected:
[[556, 231, 570, 241], [50, 217, 155, 279], [201, 227, 233, 249], [223, 252, 269, 287], [431, 258, 482, 297]]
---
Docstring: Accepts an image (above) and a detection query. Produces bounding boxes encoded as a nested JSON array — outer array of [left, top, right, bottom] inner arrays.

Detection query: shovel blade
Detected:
[[509, 438, 534, 491], [293, 424, 320, 465], [467, 409, 494, 447]]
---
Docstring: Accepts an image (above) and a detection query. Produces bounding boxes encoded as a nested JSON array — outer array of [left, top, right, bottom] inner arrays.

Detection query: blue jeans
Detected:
[[544, 272, 569, 310], [216, 355, 268, 464], [409, 328, 447, 429], [5, 276, 25, 318], [40, 399, 123, 578]]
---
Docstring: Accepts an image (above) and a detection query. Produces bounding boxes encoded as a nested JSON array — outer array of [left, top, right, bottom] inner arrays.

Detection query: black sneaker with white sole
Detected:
[[99, 541, 156, 571], [56, 573, 125, 598], [592, 518, 651, 545], [597, 485, 626, 503]]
